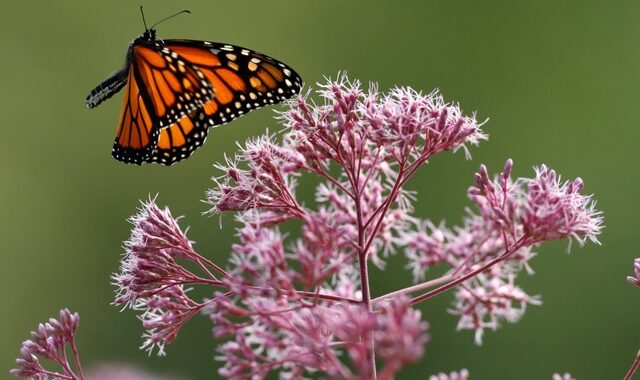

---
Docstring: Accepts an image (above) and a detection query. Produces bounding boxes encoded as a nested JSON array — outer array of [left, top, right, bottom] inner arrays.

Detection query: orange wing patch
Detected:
[[112, 68, 158, 164], [145, 110, 210, 165], [165, 45, 220, 66], [132, 44, 214, 128]]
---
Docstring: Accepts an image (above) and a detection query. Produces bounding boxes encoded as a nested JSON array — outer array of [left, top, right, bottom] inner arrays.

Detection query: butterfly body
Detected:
[[86, 29, 158, 110], [87, 27, 302, 165]]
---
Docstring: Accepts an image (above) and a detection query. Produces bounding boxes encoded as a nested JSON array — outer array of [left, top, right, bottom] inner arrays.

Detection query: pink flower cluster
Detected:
[[11, 309, 84, 380], [396, 158, 602, 343], [12, 75, 604, 380], [119, 75, 601, 378], [112, 199, 227, 355], [212, 296, 427, 379]]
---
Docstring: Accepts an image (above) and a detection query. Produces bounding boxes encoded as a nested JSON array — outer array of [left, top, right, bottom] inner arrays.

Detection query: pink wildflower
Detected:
[[450, 266, 542, 344], [206, 134, 303, 218], [468, 159, 521, 239], [374, 298, 429, 378], [113, 198, 226, 355], [398, 220, 447, 281], [11, 309, 84, 380], [113, 198, 201, 307], [468, 161, 603, 246], [224, 219, 295, 296], [523, 165, 603, 245], [443, 161, 600, 342], [101, 74, 603, 377], [137, 286, 201, 355], [211, 296, 427, 379]]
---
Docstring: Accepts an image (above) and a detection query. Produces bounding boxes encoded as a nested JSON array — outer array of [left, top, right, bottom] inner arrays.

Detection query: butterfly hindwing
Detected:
[[112, 67, 159, 164], [144, 109, 210, 165]]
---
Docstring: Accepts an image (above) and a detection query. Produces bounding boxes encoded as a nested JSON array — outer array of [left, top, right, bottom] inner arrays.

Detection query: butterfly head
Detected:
[[139, 28, 157, 43], [137, 7, 190, 42], [136, 7, 190, 45]]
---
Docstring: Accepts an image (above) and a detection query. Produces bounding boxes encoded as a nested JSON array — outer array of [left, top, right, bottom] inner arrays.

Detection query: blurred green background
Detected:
[[1, 1, 638, 379]]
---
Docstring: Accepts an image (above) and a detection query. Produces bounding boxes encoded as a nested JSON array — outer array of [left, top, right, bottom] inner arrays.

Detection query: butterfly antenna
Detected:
[[140, 5, 148, 31], [150, 9, 191, 29]]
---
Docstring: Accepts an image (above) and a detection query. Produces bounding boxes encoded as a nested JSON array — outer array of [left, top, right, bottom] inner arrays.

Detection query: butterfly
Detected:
[[86, 9, 303, 165]]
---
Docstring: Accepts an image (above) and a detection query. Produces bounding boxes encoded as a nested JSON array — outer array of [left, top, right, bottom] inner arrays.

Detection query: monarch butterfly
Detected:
[[86, 9, 303, 165]]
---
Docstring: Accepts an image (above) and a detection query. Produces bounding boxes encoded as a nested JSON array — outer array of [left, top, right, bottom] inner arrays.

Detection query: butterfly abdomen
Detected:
[[86, 70, 128, 109]]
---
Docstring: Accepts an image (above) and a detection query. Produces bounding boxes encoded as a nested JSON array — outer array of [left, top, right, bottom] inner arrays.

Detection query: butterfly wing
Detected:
[[111, 67, 158, 164], [110, 40, 219, 164], [130, 41, 215, 128], [143, 109, 210, 165], [164, 40, 302, 126], [141, 40, 303, 165], [90, 37, 302, 165]]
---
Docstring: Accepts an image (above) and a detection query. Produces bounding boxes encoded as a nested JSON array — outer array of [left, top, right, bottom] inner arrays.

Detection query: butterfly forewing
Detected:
[[165, 40, 303, 127], [144, 110, 210, 165]]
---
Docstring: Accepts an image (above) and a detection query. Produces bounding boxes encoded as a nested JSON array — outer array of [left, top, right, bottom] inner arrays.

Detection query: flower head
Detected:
[[398, 219, 448, 281], [468, 161, 603, 247], [468, 159, 522, 238], [294, 211, 356, 289], [279, 74, 486, 172], [113, 198, 199, 307], [522, 165, 603, 245], [451, 267, 542, 345], [364, 86, 487, 159], [224, 219, 295, 296], [11, 309, 82, 380], [137, 285, 200, 356], [374, 298, 429, 370], [206, 134, 302, 217], [113, 198, 218, 355]]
